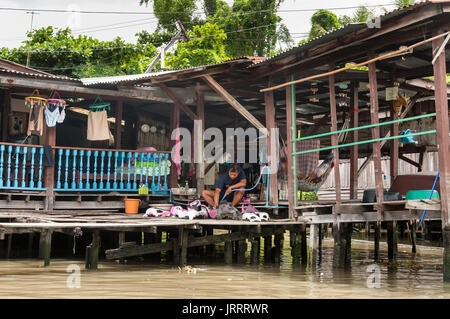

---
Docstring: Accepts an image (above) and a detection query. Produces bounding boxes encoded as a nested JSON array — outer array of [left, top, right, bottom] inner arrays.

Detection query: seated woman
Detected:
[[201, 164, 246, 209]]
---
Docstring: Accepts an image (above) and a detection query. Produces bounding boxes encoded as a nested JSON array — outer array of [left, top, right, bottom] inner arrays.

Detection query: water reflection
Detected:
[[0, 237, 449, 298]]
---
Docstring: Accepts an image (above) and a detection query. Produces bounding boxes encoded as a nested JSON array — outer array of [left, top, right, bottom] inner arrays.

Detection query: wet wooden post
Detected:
[[118, 231, 125, 264], [409, 221, 417, 254], [237, 239, 247, 264], [350, 81, 359, 200], [6, 234, 12, 259], [387, 221, 398, 261], [333, 223, 352, 269], [85, 231, 100, 270], [290, 228, 301, 264], [374, 223, 381, 261], [206, 228, 216, 258], [309, 224, 320, 265], [224, 240, 233, 264], [172, 233, 180, 265], [300, 225, 308, 264], [27, 233, 34, 258], [368, 51, 384, 262], [250, 236, 259, 264], [179, 227, 188, 266], [263, 235, 272, 262], [40, 230, 52, 267], [273, 231, 284, 264]]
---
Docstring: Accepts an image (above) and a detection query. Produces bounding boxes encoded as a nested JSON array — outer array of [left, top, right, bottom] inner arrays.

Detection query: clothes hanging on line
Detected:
[[43, 144, 55, 167], [27, 104, 44, 136], [87, 110, 110, 141], [44, 106, 60, 127], [57, 107, 66, 123]]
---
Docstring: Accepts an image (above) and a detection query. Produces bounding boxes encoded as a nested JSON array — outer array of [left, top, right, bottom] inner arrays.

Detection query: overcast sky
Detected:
[[0, 0, 399, 49]]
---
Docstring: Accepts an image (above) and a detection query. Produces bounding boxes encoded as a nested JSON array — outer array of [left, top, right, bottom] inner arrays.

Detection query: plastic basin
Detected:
[[405, 190, 439, 200]]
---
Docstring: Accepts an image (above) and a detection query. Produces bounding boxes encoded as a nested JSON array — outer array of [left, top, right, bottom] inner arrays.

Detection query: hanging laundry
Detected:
[[27, 104, 44, 136], [56, 107, 66, 124], [87, 110, 110, 141], [44, 106, 60, 127]]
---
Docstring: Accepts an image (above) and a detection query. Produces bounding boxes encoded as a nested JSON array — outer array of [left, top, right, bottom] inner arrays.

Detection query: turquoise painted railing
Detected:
[[53, 146, 170, 193], [0, 142, 46, 191]]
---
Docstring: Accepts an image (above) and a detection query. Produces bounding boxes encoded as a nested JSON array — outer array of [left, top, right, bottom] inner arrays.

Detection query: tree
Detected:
[[339, 6, 376, 25], [0, 26, 157, 78], [308, 10, 340, 39], [166, 22, 228, 68]]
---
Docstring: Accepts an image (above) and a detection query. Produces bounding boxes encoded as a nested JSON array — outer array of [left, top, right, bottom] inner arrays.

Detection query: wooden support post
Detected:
[[40, 230, 52, 267], [368, 51, 385, 257], [432, 29, 450, 283], [6, 234, 12, 259], [263, 235, 272, 262], [290, 229, 301, 265], [264, 79, 279, 208], [250, 237, 259, 264], [309, 224, 320, 265], [169, 104, 180, 189], [206, 228, 216, 257], [44, 126, 56, 210], [273, 232, 284, 264], [237, 239, 247, 264], [172, 234, 180, 265], [285, 74, 296, 219], [85, 231, 100, 270], [118, 231, 125, 264], [390, 80, 399, 185], [350, 81, 359, 200], [387, 221, 398, 261], [409, 221, 417, 254], [374, 222, 381, 261], [195, 83, 205, 198], [2, 90, 9, 142], [333, 223, 352, 269], [300, 225, 307, 264], [27, 233, 34, 258], [224, 240, 233, 265], [179, 227, 188, 266], [115, 99, 123, 149], [329, 64, 342, 209]]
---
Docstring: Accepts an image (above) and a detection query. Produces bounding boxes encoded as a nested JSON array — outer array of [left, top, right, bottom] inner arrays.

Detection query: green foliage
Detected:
[[339, 6, 376, 25], [0, 26, 157, 78], [298, 191, 319, 201], [395, 0, 416, 8], [166, 22, 228, 69], [309, 10, 340, 39]]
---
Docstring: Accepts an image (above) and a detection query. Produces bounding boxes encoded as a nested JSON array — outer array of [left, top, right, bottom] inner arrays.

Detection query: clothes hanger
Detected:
[[25, 89, 48, 109], [89, 96, 111, 112]]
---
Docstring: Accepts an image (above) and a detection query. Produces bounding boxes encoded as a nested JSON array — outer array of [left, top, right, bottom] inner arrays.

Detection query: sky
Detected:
[[0, 0, 400, 49]]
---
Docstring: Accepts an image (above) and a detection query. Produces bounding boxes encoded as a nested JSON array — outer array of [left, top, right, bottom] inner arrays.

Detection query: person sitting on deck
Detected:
[[201, 164, 246, 209]]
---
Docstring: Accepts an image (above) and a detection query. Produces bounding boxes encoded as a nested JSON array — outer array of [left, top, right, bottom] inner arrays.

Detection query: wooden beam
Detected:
[[368, 52, 384, 216], [329, 64, 341, 210], [285, 74, 296, 219], [157, 83, 198, 121], [349, 81, 359, 200], [115, 99, 123, 149], [264, 78, 279, 208], [202, 74, 266, 131], [399, 154, 422, 170], [432, 30, 450, 235]]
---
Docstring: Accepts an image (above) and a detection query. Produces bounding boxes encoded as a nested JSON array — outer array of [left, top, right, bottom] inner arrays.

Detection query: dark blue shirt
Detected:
[[215, 169, 246, 193]]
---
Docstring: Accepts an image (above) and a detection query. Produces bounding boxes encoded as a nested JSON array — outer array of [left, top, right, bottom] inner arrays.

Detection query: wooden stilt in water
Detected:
[[179, 227, 188, 266], [40, 230, 52, 267], [237, 239, 247, 264], [300, 225, 308, 264], [374, 222, 381, 261], [365, 223, 370, 239], [333, 223, 352, 269], [409, 221, 417, 254], [118, 232, 125, 264], [6, 234, 12, 259], [444, 228, 450, 282], [387, 221, 398, 261], [224, 241, 233, 265], [264, 235, 272, 262], [273, 232, 283, 263], [85, 231, 100, 270], [250, 237, 259, 264], [27, 233, 34, 258], [290, 229, 301, 264], [172, 234, 180, 266]]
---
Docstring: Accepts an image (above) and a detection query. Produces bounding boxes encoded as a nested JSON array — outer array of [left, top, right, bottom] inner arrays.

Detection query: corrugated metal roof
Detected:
[[80, 56, 262, 87], [251, 0, 442, 68], [0, 67, 80, 82]]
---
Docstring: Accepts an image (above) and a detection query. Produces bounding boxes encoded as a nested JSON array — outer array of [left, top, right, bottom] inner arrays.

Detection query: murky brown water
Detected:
[[0, 237, 449, 299]]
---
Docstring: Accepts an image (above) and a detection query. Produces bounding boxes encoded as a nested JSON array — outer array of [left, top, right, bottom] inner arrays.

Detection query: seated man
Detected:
[[201, 164, 246, 209]]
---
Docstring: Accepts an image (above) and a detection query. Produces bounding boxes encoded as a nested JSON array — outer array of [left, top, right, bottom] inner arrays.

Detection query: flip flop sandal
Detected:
[[143, 208, 166, 217], [255, 211, 270, 221], [241, 212, 261, 222]]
